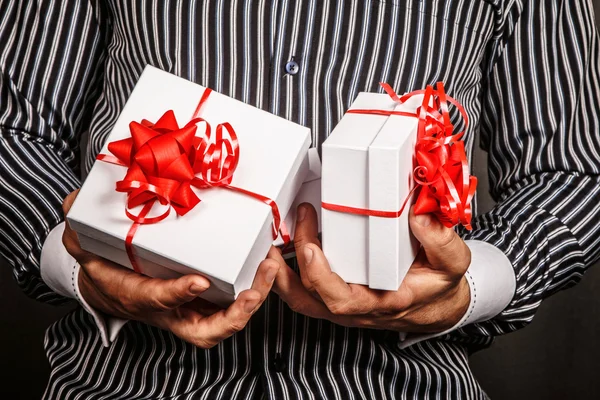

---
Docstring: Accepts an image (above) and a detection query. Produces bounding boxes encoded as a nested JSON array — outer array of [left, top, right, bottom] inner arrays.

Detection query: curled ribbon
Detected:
[[97, 89, 284, 273], [322, 82, 477, 230]]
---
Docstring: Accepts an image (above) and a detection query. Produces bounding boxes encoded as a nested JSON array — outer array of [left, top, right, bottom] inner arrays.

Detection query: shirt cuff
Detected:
[[398, 239, 516, 348], [40, 222, 128, 346]]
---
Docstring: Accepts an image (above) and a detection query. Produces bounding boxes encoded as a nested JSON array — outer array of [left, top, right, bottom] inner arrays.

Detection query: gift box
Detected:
[[273, 148, 322, 252], [67, 65, 311, 306], [367, 95, 422, 290], [322, 83, 475, 291], [321, 92, 420, 288]]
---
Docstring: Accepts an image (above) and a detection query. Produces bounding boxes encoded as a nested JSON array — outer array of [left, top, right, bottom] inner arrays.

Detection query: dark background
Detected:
[[2, 3, 600, 399]]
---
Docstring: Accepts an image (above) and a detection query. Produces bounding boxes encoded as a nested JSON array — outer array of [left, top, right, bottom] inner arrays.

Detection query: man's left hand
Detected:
[[270, 204, 471, 333]]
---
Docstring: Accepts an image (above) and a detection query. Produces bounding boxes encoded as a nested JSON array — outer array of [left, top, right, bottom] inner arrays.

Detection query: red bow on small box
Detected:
[[404, 83, 477, 230], [97, 89, 284, 273], [323, 82, 477, 230]]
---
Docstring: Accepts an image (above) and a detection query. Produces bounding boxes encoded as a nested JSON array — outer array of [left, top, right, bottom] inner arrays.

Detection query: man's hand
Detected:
[[271, 204, 470, 333], [62, 190, 279, 348]]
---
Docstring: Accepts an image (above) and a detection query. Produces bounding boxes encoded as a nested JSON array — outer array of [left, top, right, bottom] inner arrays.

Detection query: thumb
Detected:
[[152, 274, 212, 310], [136, 274, 212, 311], [293, 203, 321, 291], [409, 206, 470, 275], [62, 189, 80, 216], [293, 203, 321, 269]]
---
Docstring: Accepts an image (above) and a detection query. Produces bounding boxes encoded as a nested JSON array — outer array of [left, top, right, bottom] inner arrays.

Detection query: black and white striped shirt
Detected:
[[2, 0, 600, 398]]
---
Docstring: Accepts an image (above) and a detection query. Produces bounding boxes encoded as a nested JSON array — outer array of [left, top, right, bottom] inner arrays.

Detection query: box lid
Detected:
[[68, 65, 310, 285]]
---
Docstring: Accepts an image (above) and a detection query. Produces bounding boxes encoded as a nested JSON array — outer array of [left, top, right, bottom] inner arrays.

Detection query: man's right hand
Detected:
[[62, 190, 279, 349]]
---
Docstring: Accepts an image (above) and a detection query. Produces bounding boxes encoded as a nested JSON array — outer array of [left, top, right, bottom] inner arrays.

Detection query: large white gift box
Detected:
[[68, 65, 310, 306], [322, 92, 421, 290]]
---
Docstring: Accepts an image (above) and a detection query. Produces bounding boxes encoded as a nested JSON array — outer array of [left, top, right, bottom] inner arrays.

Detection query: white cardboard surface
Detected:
[[273, 148, 322, 247], [367, 95, 422, 290], [321, 93, 397, 285], [67, 65, 310, 306]]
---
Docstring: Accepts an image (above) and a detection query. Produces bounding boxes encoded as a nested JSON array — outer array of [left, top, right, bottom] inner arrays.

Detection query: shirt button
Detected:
[[272, 353, 286, 373], [285, 60, 299, 75]]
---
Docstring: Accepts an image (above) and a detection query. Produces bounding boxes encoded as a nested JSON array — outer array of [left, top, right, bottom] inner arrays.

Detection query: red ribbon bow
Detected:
[[97, 89, 284, 273], [324, 82, 477, 230]]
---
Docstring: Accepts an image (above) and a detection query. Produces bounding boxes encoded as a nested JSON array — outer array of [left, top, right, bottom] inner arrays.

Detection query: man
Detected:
[[1, 0, 599, 398]]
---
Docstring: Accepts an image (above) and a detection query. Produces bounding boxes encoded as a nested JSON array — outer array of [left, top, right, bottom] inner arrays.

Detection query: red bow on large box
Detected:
[[97, 89, 284, 272], [322, 82, 477, 230]]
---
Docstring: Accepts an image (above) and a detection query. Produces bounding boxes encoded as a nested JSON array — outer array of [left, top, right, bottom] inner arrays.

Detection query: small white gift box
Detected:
[[67, 65, 310, 306], [321, 92, 421, 290], [367, 95, 422, 290]]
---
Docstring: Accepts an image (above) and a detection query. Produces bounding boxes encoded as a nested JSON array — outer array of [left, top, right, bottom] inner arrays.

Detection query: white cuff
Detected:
[[398, 239, 516, 348], [459, 240, 516, 325], [40, 222, 128, 346]]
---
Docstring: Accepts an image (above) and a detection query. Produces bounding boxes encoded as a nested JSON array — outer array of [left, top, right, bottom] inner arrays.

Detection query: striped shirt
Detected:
[[2, 0, 600, 398]]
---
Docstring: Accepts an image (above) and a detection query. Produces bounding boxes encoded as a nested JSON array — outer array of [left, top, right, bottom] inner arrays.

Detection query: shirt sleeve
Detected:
[[0, 1, 108, 304], [41, 222, 128, 346], [454, 0, 600, 339]]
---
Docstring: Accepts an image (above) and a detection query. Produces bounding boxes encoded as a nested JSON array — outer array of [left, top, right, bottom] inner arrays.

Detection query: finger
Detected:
[[153, 253, 282, 349], [61, 219, 96, 263], [62, 189, 80, 216], [185, 289, 263, 348], [137, 274, 212, 311], [301, 244, 377, 315], [294, 203, 321, 251], [83, 258, 211, 313], [182, 297, 223, 316], [293, 203, 321, 291], [270, 246, 333, 319], [251, 248, 280, 301], [409, 206, 470, 276], [272, 254, 380, 327]]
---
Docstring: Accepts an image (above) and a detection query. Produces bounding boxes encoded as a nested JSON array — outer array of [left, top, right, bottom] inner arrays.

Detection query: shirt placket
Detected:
[[259, 1, 315, 399]]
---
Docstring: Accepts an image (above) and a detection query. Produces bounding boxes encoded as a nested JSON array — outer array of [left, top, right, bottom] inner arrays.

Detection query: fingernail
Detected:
[[265, 266, 278, 283], [415, 213, 432, 227], [244, 299, 258, 313], [297, 205, 307, 222], [303, 246, 314, 265], [191, 283, 208, 294]]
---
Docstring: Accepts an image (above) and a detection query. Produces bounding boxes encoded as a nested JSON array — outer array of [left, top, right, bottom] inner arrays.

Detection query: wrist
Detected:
[[442, 276, 471, 330], [397, 276, 471, 348], [77, 266, 99, 308], [402, 276, 471, 334], [77, 265, 114, 317]]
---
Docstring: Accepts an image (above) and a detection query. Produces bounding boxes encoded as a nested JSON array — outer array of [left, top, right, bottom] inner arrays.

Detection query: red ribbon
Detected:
[[322, 82, 477, 230], [97, 88, 284, 273]]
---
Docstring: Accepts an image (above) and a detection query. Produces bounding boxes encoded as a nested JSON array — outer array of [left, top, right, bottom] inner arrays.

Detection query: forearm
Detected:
[[0, 0, 108, 302], [451, 0, 600, 338], [1, 135, 80, 304], [457, 172, 600, 337]]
